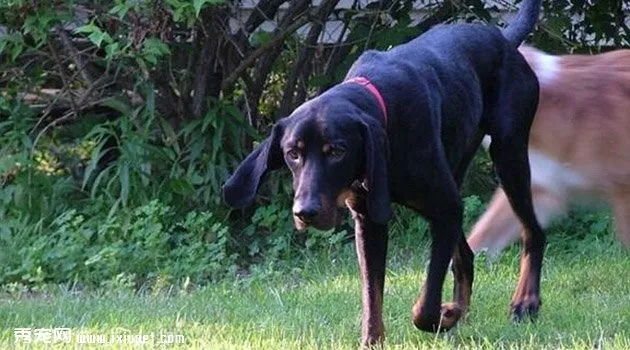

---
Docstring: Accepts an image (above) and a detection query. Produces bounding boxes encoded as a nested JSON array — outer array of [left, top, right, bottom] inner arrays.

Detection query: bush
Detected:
[[0, 197, 356, 291], [0, 200, 237, 290]]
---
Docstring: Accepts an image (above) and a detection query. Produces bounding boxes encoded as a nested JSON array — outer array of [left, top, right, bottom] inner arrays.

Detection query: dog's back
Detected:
[[468, 46, 630, 256], [521, 46, 630, 189]]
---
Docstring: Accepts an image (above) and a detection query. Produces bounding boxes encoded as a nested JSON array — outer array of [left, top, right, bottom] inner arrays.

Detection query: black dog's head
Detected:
[[222, 91, 392, 230]]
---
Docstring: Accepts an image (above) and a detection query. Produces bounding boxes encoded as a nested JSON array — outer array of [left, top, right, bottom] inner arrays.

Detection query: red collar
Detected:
[[344, 76, 388, 126]]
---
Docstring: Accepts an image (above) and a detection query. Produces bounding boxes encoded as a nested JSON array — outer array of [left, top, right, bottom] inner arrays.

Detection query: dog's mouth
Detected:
[[292, 191, 353, 231], [293, 214, 337, 231], [292, 205, 338, 232]]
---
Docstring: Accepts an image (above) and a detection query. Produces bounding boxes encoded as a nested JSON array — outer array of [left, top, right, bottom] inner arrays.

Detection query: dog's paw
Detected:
[[440, 302, 463, 328], [510, 296, 541, 322], [360, 339, 384, 349], [360, 333, 385, 349], [412, 302, 462, 333], [360, 320, 385, 349]]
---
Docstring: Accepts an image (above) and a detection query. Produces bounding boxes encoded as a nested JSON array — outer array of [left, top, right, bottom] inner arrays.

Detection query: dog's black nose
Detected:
[[294, 207, 319, 224]]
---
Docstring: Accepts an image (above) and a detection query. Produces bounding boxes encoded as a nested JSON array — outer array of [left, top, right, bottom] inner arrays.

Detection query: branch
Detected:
[[44, 40, 79, 123], [192, 35, 217, 119], [279, 0, 341, 116], [237, 0, 311, 128], [221, 6, 312, 91], [54, 25, 99, 86], [245, 0, 287, 33]]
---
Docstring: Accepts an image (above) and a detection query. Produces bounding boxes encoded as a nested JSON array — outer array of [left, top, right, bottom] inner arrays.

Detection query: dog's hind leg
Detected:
[[486, 65, 546, 322], [490, 137, 546, 321], [448, 130, 485, 319], [409, 168, 466, 332], [412, 130, 484, 333], [412, 198, 464, 333]]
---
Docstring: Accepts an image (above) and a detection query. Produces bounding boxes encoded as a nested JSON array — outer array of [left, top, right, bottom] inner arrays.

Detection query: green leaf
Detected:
[[169, 178, 194, 196], [105, 42, 120, 59], [193, 0, 224, 17], [74, 23, 112, 48], [109, 3, 132, 19], [73, 23, 100, 34], [141, 38, 171, 65], [190, 172, 204, 185], [88, 31, 104, 47], [168, 0, 190, 23], [91, 164, 113, 198], [88, 31, 112, 48], [144, 54, 157, 65], [119, 162, 130, 206], [0, 39, 7, 55], [99, 97, 132, 117], [10, 43, 23, 61], [248, 30, 274, 48], [143, 38, 170, 55], [82, 139, 109, 190]]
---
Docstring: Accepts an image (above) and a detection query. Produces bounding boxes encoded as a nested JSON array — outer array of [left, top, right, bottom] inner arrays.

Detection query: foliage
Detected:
[[0, 200, 237, 288], [0, 197, 357, 290], [0, 0, 628, 290], [245, 202, 351, 262]]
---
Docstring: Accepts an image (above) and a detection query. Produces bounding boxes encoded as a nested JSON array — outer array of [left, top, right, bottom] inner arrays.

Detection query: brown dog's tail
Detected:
[[501, 0, 542, 46]]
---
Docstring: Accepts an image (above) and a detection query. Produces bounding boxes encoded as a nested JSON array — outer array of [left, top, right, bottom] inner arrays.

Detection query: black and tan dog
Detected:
[[223, 0, 544, 345]]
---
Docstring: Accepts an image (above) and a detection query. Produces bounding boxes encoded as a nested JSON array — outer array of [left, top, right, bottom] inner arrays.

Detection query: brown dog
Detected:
[[468, 45, 630, 257]]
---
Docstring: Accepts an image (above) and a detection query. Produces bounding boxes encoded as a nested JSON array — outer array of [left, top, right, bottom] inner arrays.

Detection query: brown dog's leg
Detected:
[[468, 187, 567, 257], [611, 189, 630, 248], [468, 188, 521, 255], [349, 197, 388, 347]]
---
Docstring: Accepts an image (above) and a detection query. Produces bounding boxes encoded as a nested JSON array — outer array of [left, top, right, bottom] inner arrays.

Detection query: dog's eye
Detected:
[[286, 149, 300, 160], [330, 147, 346, 158]]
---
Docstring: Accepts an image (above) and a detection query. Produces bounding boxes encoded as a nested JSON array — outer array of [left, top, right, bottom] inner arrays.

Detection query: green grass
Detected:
[[1, 233, 629, 349]]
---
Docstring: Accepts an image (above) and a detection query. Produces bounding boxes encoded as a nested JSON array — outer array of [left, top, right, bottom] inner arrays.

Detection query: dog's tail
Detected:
[[501, 0, 542, 46]]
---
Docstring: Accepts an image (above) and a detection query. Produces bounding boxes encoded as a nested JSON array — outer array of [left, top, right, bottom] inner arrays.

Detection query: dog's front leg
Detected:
[[350, 198, 388, 347], [412, 216, 463, 333]]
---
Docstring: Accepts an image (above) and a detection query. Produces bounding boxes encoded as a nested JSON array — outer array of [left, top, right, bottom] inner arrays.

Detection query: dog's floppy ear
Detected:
[[222, 122, 285, 208], [360, 118, 392, 224]]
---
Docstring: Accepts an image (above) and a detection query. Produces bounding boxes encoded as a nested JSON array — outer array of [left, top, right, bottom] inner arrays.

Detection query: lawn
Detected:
[[1, 230, 629, 349]]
